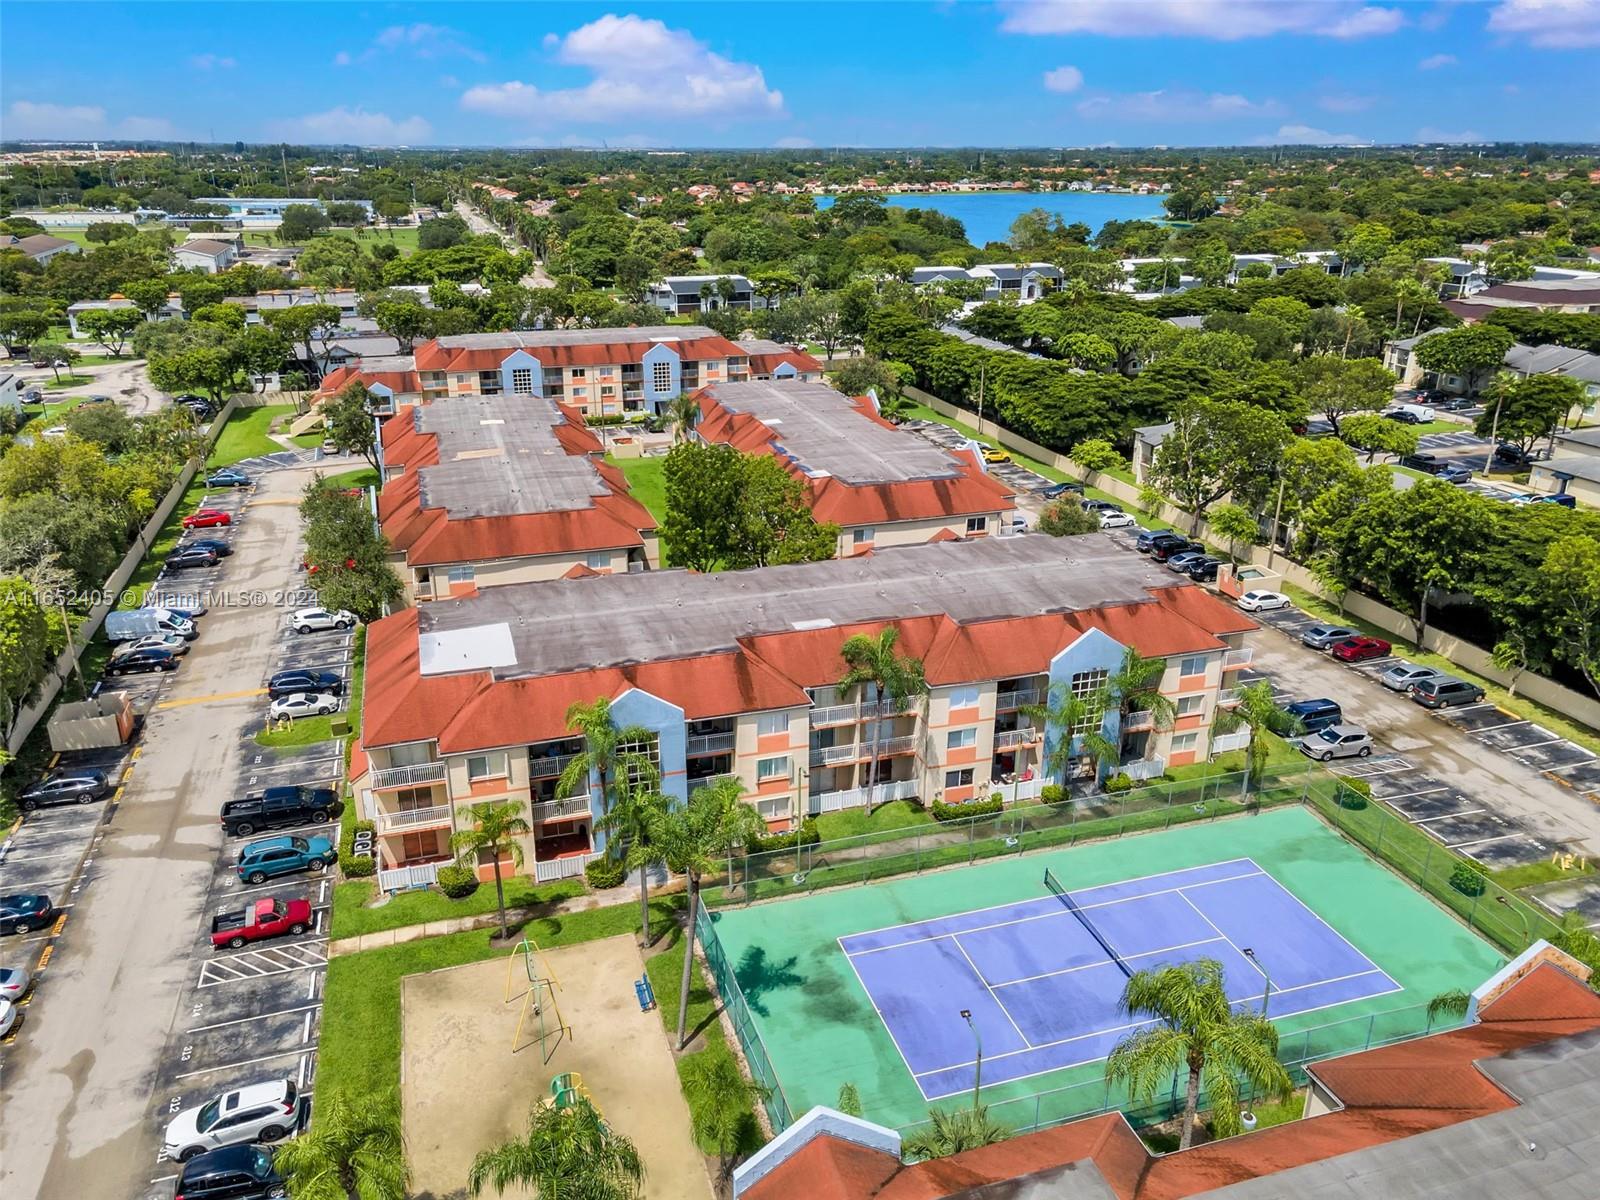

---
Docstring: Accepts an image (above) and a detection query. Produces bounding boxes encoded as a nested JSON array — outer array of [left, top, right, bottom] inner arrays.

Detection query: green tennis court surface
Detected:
[[706, 806, 1506, 1133]]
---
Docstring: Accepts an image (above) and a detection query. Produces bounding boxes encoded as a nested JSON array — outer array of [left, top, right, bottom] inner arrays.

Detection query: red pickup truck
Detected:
[[210, 897, 313, 950]]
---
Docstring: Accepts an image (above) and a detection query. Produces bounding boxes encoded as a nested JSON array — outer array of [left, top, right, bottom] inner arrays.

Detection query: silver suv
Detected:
[[1296, 723, 1374, 762]]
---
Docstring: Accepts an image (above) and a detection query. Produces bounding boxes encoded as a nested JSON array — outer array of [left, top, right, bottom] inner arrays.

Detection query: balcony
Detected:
[[1124, 710, 1156, 732], [1210, 729, 1251, 754], [686, 731, 736, 756], [375, 804, 453, 833], [806, 778, 918, 815], [532, 796, 591, 823], [809, 703, 860, 728], [528, 752, 580, 780], [1222, 648, 1254, 671], [1121, 756, 1167, 782], [994, 726, 1039, 749], [1219, 686, 1244, 708], [879, 734, 919, 757], [995, 687, 1042, 711], [810, 742, 859, 767], [369, 760, 447, 790]]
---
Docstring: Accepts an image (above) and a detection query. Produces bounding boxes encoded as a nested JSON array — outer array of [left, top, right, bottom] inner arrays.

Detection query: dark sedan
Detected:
[[106, 647, 179, 675], [1, 894, 57, 936], [1039, 481, 1085, 500], [206, 468, 251, 488], [166, 546, 219, 572], [1150, 539, 1205, 563], [267, 669, 344, 700], [183, 537, 233, 558], [1184, 555, 1223, 582], [19, 770, 111, 812]]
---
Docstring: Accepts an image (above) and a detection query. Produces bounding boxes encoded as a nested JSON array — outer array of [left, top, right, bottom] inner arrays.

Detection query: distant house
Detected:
[[1447, 278, 1600, 318], [0, 372, 20, 413], [1424, 257, 1490, 298], [1132, 422, 1174, 485], [1529, 428, 1600, 506], [173, 238, 239, 274], [1388, 329, 1600, 398], [67, 294, 184, 337], [646, 274, 773, 315], [733, 339, 824, 381], [1, 233, 81, 265], [970, 262, 1062, 302]]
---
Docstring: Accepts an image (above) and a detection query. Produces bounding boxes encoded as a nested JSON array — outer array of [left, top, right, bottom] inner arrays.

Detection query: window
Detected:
[[586, 552, 611, 570], [852, 527, 874, 545], [617, 734, 660, 788], [571, 387, 587, 399], [965, 516, 988, 534], [1172, 732, 1199, 752], [756, 710, 788, 737], [652, 361, 673, 392], [1177, 695, 1204, 717], [1069, 669, 1109, 735], [446, 564, 474, 584], [571, 367, 587, 379], [949, 685, 981, 709], [756, 756, 789, 781], [466, 751, 507, 781], [944, 768, 974, 788], [947, 728, 976, 750], [600, 385, 615, 397], [1179, 655, 1208, 678], [510, 368, 533, 395], [394, 786, 434, 810]]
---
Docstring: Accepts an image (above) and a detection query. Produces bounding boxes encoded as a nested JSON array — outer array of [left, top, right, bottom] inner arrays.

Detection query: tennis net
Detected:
[[1044, 867, 1132, 977]]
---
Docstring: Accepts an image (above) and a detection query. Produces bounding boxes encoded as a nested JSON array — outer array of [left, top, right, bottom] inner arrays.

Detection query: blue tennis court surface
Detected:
[[839, 857, 1402, 1100]]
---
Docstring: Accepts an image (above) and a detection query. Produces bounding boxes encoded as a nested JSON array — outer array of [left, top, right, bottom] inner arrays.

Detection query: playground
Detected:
[[705, 806, 1507, 1134], [400, 934, 710, 1200]]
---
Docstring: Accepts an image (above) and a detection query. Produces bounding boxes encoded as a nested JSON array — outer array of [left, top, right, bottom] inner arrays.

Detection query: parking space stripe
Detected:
[[1412, 808, 1486, 824], [187, 1003, 321, 1034], [173, 1047, 309, 1080]]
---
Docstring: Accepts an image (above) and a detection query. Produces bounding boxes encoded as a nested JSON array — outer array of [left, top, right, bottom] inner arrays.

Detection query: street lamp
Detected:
[[1243, 948, 1273, 1020], [960, 1009, 983, 1111], [1496, 896, 1531, 949]]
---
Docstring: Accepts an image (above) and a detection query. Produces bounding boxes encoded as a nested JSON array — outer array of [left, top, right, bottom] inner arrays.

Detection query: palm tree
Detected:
[[681, 1049, 771, 1181], [1095, 648, 1177, 784], [595, 778, 670, 947], [666, 391, 700, 444], [900, 1105, 1012, 1161], [468, 1096, 643, 1199], [274, 1088, 409, 1200], [1212, 680, 1300, 790], [556, 697, 658, 828], [656, 776, 767, 1049], [1426, 988, 1472, 1029], [1021, 681, 1114, 789], [449, 800, 531, 940], [1105, 959, 1291, 1150], [837, 628, 926, 807]]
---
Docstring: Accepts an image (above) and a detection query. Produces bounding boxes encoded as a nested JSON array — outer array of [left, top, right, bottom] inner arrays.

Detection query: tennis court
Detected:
[[842, 859, 1398, 1100]]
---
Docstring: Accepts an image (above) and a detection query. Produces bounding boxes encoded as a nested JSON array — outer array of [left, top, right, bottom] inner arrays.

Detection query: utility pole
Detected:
[[1266, 475, 1287, 568]]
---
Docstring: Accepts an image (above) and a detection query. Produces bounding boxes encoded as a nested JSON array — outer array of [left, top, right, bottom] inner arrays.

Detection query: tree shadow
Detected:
[[734, 945, 803, 1018]]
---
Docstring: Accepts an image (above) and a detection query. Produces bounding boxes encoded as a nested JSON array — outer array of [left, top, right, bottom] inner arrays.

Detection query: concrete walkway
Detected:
[[328, 886, 629, 956]]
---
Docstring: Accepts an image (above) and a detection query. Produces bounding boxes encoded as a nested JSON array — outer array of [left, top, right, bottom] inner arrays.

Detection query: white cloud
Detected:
[[1487, 0, 1600, 47], [1252, 123, 1371, 145], [373, 22, 486, 61], [5, 100, 176, 140], [1318, 92, 1377, 112], [1075, 89, 1281, 121], [1504, 82, 1522, 93], [332, 50, 353, 67], [461, 14, 784, 124], [1000, 1, 1404, 40], [1417, 126, 1485, 142], [268, 107, 432, 145], [1042, 65, 1084, 93], [188, 54, 236, 70], [774, 135, 814, 148], [1418, 53, 1458, 68]]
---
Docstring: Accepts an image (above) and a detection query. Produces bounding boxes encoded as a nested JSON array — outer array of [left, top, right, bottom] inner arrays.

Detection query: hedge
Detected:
[[435, 864, 479, 898], [340, 819, 376, 878], [585, 856, 627, 889], [933, 796, 1004, 822], [749, 817, 821, 854]]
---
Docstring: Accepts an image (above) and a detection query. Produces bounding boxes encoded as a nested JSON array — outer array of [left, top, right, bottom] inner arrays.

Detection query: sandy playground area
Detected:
[[401, 934, 711, 1200]]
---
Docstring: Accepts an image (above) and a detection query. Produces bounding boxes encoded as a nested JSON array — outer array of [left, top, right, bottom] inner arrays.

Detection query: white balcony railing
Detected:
[[369, 760, 447, 790], [810, 742, 859, 767], [1210, 730, 1251, 754], [878, 734, 919, 756], [532, 796, 591, 822], [375, 804, 453, 833], [1223, 647, 1254, 670], [1124, 710, 1156, 732], [806, 778, 918, 815], [1219, 687, 1244, 708], [533, 851, 603, 883], [994, 727, 1038, 749], [377, 859, 446, 892], [686, 731, 736, 756], [809, 703, 860, 728], [995, 687, 1042, 710], [528, 752, 579, 780]]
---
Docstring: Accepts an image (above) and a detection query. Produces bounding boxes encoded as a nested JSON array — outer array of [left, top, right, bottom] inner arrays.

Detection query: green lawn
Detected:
[[290, 432, 324, 449], [330, 876, 585, 940], [207, 403, 294, 467], [41, 373, 95, 391], [607, 454, 667, 524], [814, 799, 933, 841], [323, 466, 380, 490]]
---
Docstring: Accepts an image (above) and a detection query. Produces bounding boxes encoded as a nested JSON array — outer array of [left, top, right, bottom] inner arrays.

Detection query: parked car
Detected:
[[1330, 636, 1392, 663], [144, 595, 207, 619], [1099, 510, 1137, 529], [1284, 698, 1342, 733], [266, 669, 343, 699], [1039, 481, 1084, 499], [112, 633, 191, 659], [1437, 395, 1476, 412], [221, 786, 342, 837], [19, 769, 110, 812], [1437, 463, 1472, 484], [184, 537, 233, 558], [1399, 452, 1447, 475], [1137, 529, 1188, 554], [979, 446, 1011, 464], [173, 1144, 286, 1200], [268, 693, 338, 721], [163, 1080, 301, 1161], [236, 836, 337, 885], [1296, 723, 1374, 762], [207, 468, 252, 488], [106, 646, 179, 675], [1409, 676, 1487, 709], [1237, 590, 1291, 612], [0, 998, 15, 1040], [1493, 443, 1546, 467], [1380, 662, 1446, 692], [1150, 539, 1205, 563], [105, 606, 195, 641], [0, 965, 30, 1002], [1080, 498, 1123, 515], [167, 546, 219, 572], [1301, 624, 1360, 650], [1533, 493, 1577, 508], [1184, 556, 1223, 582], [1385, 409, 1425, 425], [288, 607, 356, 634], [0, 894, 57, 936], [182, 508, 232, 529], [210, 897, 313, 951], [1166, 550, 1209, 573]]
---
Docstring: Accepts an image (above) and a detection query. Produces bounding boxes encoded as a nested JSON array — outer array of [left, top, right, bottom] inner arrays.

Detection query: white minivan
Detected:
[[1390, 402, 1435, 422]]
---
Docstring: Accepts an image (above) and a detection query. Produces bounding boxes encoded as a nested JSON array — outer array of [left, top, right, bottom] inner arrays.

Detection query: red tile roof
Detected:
[[411, 333, 746, 374], [747, 347, 825, 376], [317, 362, 423, 398]]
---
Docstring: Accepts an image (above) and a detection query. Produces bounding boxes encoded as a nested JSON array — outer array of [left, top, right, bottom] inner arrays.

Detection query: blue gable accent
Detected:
[[1046, 628, 1127, 784], [602, 688, 688, 850], [498, 349, 542, 397], [773, 361, 798, 379], [642, 342, 681, 412]]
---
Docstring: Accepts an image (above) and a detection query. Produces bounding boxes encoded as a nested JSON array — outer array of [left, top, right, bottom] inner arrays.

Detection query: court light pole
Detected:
[[960, 1009, 983, 1111], [1496, 895, 1530, 949], [1243, 948, 1273, 1020]]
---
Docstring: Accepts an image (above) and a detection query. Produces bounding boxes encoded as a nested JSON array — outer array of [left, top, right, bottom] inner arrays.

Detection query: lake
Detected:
[[812, 190, 1169, 247]]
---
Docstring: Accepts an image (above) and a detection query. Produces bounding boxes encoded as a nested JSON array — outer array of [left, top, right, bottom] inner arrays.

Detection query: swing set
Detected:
[[504, 935, 572, 1061]]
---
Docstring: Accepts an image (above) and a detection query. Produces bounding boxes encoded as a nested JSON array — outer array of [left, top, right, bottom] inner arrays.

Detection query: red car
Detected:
[[183, 508, 232, 529], [1331, 636, 1392, 663], [210, 896, 313, 950]]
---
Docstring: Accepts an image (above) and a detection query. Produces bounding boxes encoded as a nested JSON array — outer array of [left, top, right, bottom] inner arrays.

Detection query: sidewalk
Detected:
[[328, 886, 621, 956]]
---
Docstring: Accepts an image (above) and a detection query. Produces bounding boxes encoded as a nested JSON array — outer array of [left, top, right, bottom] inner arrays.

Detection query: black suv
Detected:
[[106, 646, 178, 675], [221, 786, 342, 837], [175, 1144, 285, 1200], [1137, 529, 1188, 554], [1399, 453, 1446, 475], [267, 669, 344, 699], [20, 769, 110, 812], [1150, 538, 1205, 563]]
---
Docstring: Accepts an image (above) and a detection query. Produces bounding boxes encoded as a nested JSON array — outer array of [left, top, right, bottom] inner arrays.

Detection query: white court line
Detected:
[[951, 936, 1033, 1048], [1181, 871, 1390, 976], [1177, 892, 1267, 987], [840, 942, 927, 1091], [989, 935, 1229, 989]]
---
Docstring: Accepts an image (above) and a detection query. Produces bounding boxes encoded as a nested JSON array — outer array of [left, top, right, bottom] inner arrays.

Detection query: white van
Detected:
[[1390, 402, 1435, 422]]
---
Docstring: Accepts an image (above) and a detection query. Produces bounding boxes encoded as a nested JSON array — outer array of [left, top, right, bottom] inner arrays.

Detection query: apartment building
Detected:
[[693, 379, 1017, 553], [734, 338, 824, 381], [352, 536, 1255, 890], [646, 273, 775, 315], [910, 263, 1063, 301], [376, 394, 659, 602]]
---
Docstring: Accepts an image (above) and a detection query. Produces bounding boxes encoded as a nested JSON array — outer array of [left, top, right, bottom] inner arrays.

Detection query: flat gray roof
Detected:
[[434, 326, 719, 350], [704, 379, 960, 485], [412, 395, 608, 520], [415, 534, 1183, 680]]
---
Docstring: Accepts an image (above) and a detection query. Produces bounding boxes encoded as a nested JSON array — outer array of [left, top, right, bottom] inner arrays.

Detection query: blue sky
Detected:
[[3, 2, 1599, 148]]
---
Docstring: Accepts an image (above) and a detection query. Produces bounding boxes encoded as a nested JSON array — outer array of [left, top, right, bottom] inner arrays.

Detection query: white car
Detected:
[[112, 633, 191, 659], [163, 1079, 301, 1161], [1099, 511, 1137, 529], [290, 607, 356, 634], [268, 693, 339, 721], [0, 965, 30, 1003], [0, 998, 15, 1040], [1296, 723, 1374, 762], [1237, 590, 1290, 612]]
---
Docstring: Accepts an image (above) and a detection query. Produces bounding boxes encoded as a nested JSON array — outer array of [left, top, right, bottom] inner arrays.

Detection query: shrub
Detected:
[[1069, 438, 1125, 472], [435, 863, 479, 898], [1039, 499, 1100, 537], [933, 796, 1005, 822], [749, 817, 822, 854], [339, 818, 376, 877], [1450, 861, 1488, 897], [1337, 778, 1371, 809], [1040, 783, 1066, 804], [1104, 772, 1135, 794], [585, 856, 627, 889]]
